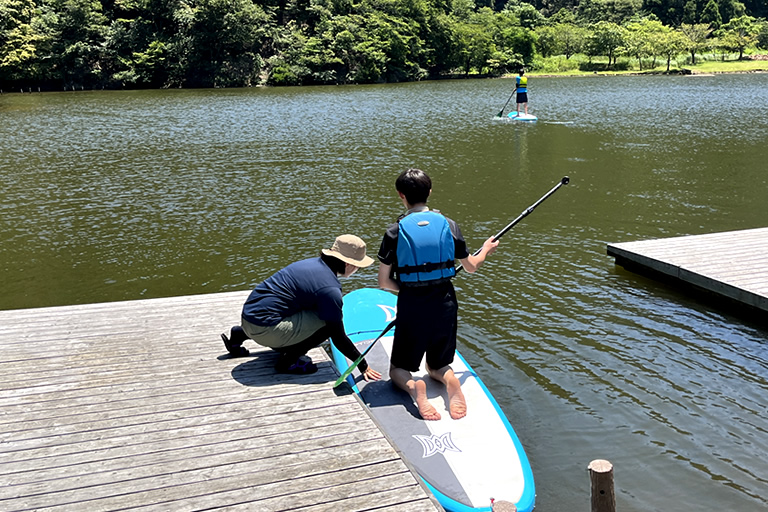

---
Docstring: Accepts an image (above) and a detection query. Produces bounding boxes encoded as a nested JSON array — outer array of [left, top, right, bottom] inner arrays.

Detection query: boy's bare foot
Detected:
[[447, 380, 467, 419], [415, 379, 441, 421]]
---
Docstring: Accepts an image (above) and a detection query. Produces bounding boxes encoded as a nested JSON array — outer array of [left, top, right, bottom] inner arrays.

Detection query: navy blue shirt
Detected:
[[242, 257, 343, 327]]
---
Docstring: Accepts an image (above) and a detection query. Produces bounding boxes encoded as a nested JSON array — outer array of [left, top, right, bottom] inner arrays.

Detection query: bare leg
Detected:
[[390, 365, 441, 421], [524, 102, 528, 115], [428, 365, 467, 419]]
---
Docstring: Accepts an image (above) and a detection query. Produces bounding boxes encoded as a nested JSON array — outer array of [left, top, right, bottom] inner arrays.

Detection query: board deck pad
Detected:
[[508, 112, 538, 122], [333, 288, 535, 512]]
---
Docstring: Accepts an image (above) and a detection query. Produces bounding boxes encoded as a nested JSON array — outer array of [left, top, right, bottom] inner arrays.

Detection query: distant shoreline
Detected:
[[515, 55, 768, 79], [519, 69, 768, 79], [3, 61, 766, 94]]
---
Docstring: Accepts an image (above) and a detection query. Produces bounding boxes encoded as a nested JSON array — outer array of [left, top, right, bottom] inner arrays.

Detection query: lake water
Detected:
[[2, 74, 768, 511]]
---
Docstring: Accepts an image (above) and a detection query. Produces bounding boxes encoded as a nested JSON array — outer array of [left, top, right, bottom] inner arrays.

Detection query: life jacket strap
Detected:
[[397, 259, 455, 275]]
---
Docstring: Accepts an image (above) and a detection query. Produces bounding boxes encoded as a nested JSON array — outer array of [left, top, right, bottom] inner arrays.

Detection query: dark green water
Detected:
[[2, 74, 768, 510]]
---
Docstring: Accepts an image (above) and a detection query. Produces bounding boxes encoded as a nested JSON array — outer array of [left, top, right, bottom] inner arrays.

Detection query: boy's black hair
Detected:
[[395, 168, 431, 205], [320, 252, 347, 275]]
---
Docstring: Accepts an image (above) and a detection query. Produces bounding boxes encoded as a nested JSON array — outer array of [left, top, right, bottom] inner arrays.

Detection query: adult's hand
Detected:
[[362, 367, 382, 381]]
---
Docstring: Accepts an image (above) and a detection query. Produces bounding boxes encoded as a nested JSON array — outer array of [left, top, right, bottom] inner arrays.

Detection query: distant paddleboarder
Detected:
[[515, 69, 529, 116]]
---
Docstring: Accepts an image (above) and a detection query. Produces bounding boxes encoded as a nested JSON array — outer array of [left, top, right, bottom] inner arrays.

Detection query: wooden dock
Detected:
[[0, 291, 441, 511], [607, 227, 768, 313]]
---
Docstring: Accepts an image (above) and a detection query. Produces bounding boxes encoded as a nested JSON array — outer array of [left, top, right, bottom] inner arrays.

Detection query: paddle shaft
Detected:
[[333, 318, 396, 387], [496, 89, 516, 117], [456, 176, 570, 274]]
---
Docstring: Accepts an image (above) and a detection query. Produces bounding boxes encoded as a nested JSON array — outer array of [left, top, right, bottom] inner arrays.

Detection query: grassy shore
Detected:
[[523, 52, 768, 77]]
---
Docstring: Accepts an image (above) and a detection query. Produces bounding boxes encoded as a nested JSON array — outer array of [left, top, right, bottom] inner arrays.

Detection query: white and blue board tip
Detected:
[[508, 111, 538, 122]]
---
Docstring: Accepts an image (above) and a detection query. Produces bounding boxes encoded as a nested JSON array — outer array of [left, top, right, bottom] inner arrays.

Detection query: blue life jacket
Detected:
[[396, 211, 455, 285], [516, 76, 527, 93]]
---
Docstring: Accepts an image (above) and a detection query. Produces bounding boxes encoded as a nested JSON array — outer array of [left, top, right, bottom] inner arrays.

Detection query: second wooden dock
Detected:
[[607, 226, 768, 313]]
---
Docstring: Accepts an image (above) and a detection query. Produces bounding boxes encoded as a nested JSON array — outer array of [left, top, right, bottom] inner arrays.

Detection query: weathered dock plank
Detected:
[[607, 227, 768, 313], [0, 291, 441, 511]]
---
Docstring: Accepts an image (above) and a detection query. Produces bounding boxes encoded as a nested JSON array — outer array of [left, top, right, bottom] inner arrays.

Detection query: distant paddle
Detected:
[[496, 90, 516, 117], [456, 176, 570, 274], [333, 319, 396, 388]]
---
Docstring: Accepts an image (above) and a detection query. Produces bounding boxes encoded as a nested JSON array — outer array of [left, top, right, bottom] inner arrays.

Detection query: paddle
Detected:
[[334, 176, 570, 387], [455, 176, 569, 274], [496, 90, 516, 117], [333, 318, 396, 387]]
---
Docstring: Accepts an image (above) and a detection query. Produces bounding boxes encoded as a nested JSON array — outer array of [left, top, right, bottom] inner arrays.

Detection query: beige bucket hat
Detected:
[[322, 234, 374, 267]]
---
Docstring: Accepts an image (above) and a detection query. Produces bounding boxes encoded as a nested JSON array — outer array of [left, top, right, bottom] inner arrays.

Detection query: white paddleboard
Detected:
[[332, 288, 535, 512], [508, 112, 537, 122]]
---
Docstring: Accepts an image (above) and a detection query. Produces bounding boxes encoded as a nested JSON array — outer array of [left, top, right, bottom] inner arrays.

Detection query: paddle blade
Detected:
[[334, 355, 363, 388], [332, 319, 396, 388]]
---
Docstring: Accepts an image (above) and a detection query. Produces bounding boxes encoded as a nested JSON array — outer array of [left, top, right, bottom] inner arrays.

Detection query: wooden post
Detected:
[[588, 459, 615, 512], [490, 498, 517, 512]]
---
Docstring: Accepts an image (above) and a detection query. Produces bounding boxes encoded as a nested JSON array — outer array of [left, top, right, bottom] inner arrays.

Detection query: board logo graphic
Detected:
[[377, 304, 397, 322], [413, 432, 461, 458]]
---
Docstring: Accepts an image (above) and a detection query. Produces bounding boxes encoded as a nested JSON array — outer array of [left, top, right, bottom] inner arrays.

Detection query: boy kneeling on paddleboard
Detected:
[[377, 169, 498, 420]]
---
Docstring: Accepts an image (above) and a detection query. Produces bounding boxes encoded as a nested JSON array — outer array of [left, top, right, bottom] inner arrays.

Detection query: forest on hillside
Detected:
[[1, 0, 767, 90]]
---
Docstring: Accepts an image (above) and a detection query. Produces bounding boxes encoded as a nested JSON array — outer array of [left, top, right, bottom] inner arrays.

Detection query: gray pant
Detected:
[[241, 310, 326, 349]]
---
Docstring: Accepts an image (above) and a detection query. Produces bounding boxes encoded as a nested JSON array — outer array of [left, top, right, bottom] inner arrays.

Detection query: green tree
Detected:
[[701, 0, 723, 29], [623, 18, 660, 69], [657, 26, 688, 69], [535, 24, 559, 57], [453, 13, 495, 75], [681, 0, 697, 24], [420, 11, 458, 75], [265, 20, 310, 85], [548, 6, 577, 25], [716, 14, 759, 57], [642, 0, 687, 26], [99, 0, 190, 88], [757, 18, 768, 49], [718, 0, 746, 24], [559, 23, 587, 58], [184, 0, 271, 87], [585, 20, 625, 65], [299, 12, 416, 84], [503, 0, 545, 29], [366, 11, 426, 81], [449, 0, 473, 21], [495, 10, 537, 66], [46, 0, 110, 86], [113, 39, 170, 87], [579, 0, 642, 24], [0, 0, 44, 83], [679, 22, 712, 63], [537, 21, 585, 58]]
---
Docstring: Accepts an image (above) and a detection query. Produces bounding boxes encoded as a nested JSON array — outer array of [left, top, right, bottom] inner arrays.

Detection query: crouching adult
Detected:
[[221, 234, 383, 380]]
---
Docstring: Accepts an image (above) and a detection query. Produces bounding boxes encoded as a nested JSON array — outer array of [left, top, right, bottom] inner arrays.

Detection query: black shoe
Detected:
[[221, 333, 249, 357], [275, 355, 318, 374]]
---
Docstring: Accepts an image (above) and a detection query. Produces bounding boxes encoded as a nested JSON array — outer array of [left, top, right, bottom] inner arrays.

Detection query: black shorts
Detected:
[[517, 92, 528, 103], [390, 282, 458, 372]]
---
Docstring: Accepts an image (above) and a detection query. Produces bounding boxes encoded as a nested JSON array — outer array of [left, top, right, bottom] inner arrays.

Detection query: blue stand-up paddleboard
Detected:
[[332, 288, 535, 512], [508, 111, 537, 122]]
